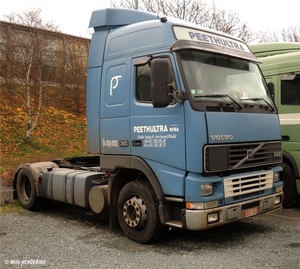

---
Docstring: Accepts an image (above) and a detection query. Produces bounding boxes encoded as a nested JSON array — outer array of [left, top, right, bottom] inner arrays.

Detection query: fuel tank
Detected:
[[42, 168, 105, 208]]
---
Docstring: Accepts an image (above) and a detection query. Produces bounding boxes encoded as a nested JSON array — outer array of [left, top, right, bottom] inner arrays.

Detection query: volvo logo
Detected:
[[210, 135, 234, 141], [247, 150, 254, 160]]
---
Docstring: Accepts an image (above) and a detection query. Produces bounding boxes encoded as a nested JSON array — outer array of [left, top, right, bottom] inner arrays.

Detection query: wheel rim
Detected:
[[122, 195, 147, 228], [20, 176, 32, 201]]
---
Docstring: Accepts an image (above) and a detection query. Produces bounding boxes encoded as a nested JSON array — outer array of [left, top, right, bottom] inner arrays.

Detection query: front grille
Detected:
[[204, 141, 282, 172], [242, 201, 260, 210], [224, 172, 273, 198]]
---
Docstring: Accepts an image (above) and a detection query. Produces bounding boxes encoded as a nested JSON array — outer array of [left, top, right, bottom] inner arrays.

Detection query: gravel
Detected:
[[1, 203, 299, 269]]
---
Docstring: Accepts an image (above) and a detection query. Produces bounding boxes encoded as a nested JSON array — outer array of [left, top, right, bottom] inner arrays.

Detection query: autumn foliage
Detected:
[[0, 98, 87, 187]]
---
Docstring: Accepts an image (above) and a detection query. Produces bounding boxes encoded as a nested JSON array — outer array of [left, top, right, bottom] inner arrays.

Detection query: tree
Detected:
[[205, 5, 254, 42], [58, 37, 89, 113], [0, 9, 60, 144], [281, 25, 300, 42], [281, 26, 300, 42], [110, 0, 254, 42], [255, 25, 300, 43]]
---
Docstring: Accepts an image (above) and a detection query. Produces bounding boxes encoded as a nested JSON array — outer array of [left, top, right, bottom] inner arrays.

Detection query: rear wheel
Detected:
[[117, 180, 166, 243], [281, 163, 298, 208], [16, 169, 44, 210]]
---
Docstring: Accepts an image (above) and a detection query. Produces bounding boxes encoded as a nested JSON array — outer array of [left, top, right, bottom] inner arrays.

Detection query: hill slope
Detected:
[[0, 104, 87, 186]]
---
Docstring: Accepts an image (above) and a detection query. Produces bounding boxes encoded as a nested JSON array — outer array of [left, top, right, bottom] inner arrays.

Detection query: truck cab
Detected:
[[86, 9, 283, 240], [249, 42, 300, 207]]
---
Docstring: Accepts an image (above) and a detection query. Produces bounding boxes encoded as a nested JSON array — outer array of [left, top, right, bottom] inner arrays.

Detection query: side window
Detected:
[[135, 57, 176, 103], [281, 74, 300, 105], [136, 64, 152, 102]]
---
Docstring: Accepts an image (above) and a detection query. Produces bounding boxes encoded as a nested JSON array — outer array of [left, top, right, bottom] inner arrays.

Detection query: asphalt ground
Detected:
[[0, 200, 299, 269]]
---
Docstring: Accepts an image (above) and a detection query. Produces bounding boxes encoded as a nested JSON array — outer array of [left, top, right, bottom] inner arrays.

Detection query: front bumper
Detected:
[[184, 191, 283, 230]]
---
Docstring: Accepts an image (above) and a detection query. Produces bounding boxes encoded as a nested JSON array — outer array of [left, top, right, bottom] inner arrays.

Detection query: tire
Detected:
[[281, 163, 299, 208], [117, 180, 166, 243], [16, 168, 44, 211]]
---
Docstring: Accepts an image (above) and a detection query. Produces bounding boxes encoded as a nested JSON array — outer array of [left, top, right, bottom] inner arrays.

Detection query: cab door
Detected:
[[130, 55, 186, 196]]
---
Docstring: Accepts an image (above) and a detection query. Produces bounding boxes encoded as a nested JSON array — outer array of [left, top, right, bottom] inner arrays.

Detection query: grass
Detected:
[[0, 202, 23, 213], [0, 103, 88, 187]]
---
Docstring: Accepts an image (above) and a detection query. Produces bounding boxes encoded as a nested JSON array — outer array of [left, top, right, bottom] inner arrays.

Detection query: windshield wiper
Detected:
[[242, 98, 275, 112], [194, 94, 243, 110]]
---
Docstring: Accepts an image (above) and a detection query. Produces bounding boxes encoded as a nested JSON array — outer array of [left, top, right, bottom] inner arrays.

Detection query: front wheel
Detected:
[[281, 163, 299, 208], [117, 180, 166, 243], [16, 168, 44, 210]]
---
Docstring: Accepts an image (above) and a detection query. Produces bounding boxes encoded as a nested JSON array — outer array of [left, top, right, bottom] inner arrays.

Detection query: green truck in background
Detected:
[[249, 42, 300, 207]]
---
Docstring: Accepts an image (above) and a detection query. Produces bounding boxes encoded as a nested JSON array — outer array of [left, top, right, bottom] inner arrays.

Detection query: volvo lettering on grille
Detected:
[[210, 135, 233, 141]]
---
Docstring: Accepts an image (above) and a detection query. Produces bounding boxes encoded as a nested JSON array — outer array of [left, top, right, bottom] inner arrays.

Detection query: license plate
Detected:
[[244, 207, 259, 218]]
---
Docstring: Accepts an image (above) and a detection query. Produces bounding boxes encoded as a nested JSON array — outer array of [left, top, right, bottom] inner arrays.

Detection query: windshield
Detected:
[[178, 51, 274, 109]]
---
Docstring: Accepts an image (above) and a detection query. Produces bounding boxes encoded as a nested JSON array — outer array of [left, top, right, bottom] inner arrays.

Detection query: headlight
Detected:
[[201, 183, 214, 196], [273, 171, 280, 182], [186, 200, 218, 210]]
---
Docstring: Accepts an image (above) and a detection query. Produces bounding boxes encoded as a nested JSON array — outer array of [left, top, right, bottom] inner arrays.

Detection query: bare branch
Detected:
[[111, 0, 255, 41], [282, 26, 300, 42]]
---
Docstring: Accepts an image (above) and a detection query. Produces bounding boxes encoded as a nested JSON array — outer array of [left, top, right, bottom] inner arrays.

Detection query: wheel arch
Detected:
[[100, 155, 167, 228], [282, 150, 299, 178], [101, 155, 165, 200], [13, 162, 59, 199]]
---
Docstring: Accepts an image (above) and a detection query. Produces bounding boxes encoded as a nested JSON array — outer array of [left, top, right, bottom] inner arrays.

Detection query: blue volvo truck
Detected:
[[13, 8, 283, 243]]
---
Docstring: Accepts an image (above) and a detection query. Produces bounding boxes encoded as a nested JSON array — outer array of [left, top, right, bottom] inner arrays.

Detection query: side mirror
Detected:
[[267, 81, 275, 100], [151, 58, 172, 108]]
